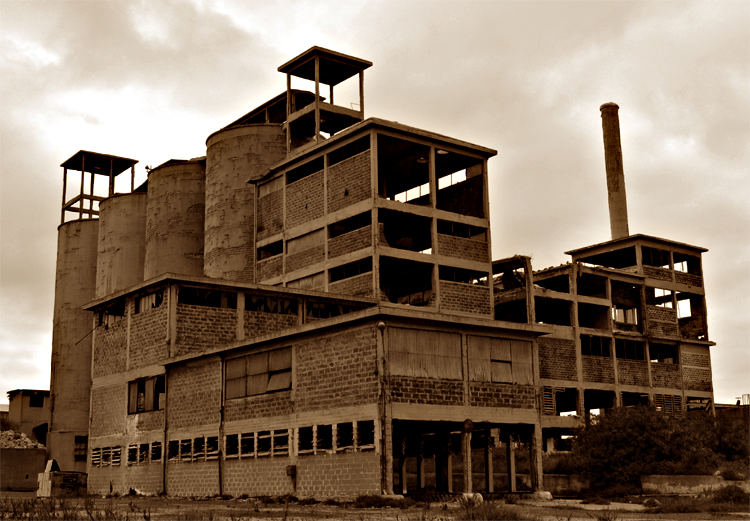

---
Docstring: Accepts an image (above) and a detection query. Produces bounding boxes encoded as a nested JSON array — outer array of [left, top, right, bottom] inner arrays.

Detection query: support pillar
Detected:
[[447, 451, 454, 493], [416, 435, 425, 490], [529, 426, 543, 492], [484, 428, 494, 493], [399, 435, 408, 495], [462, 419, 473, 493], [506, 432, 516, 493]]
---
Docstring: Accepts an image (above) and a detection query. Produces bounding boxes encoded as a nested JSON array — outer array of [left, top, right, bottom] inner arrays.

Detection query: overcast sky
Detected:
[[1, 0, 748, 405]]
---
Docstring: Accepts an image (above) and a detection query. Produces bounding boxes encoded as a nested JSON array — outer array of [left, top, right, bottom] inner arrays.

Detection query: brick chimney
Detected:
[[600, 102, 629, 239]]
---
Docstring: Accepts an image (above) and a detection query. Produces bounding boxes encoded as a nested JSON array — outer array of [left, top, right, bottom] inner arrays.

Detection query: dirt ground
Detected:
[[1, 492, 749, 520]]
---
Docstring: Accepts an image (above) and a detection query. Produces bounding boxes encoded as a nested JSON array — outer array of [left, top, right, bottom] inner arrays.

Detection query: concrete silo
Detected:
[[49, 150, 136, 471], [144, 159, 205, 280], [203, 124, 286, 282]]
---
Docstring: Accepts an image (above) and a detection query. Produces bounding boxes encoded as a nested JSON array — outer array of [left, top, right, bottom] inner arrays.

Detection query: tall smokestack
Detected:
[[600, 102, 629, 239]]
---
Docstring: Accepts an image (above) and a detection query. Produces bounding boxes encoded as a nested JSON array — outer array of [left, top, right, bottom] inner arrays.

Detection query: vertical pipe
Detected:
[[61, 168, 68, 224], [600, 103, 629, 239]]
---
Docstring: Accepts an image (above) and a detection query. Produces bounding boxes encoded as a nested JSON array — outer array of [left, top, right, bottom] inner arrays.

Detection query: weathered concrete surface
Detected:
[[642, 474, 750, 494], [600, 102, 629, 240], [96, 193, 147, 297], [0, 448, 46, 490], [204, 124, 285, 282], [144, 160, 205, 280], [49, 219, 98, 472]]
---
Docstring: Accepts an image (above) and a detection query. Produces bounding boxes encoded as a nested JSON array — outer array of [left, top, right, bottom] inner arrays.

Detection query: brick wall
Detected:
[[167, 357, 221, 430], [244, 310, 298, 340], [136, 410, 165, 432], [328, 226, 372, 258], [91, 384, 126, 437], [617, 359, 649, 386], [223, 457, 292, 497], [683, 367, 713, 391], [286, 171, 324, 229], [469, 382, 535, 408], [296, 451, 380, 499], [295, 325, 378, 412], [88, 462, 126, 495], [167, 460, 220, 497], [437, 234, 488, 263], [224, 391, 293, 422], [390, 376, 463, 406], [286, 244, 324, 274], [257, 190, 283, 240], [130, 304, 168, 369], [582, 356, 615, 383], [646, 306, 679, 337], [675, 272, 702, 287], [439, 281, 491, 315], [125, 464, 163, 495], [327, 150, 371, 213], [176, 304, 236, 356], [682, 351, 710, 367], [328, 272, 373, 297], [651, 363, 681, 388], [257, 256, 282, 281], [643, 266, 673, 282], [539, 338, 577, 380], [93, 322, 127, 378]]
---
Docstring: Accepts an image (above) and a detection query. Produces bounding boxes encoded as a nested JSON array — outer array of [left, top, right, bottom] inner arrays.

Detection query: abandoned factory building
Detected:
[[47, 47, 714, 497]]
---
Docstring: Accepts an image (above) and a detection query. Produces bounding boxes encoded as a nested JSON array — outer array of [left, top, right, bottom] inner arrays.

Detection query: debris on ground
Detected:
[[0, 430, 45, 449]]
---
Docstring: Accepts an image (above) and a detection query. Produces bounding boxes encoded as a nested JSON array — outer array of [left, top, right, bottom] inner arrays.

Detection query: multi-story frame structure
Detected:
[[47, 47, 714, 498]]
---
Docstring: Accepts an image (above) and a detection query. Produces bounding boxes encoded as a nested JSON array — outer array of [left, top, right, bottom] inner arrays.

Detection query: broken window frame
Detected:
[[328, 212, 371, 239], [329, 257, 372, 283], [580, 334, 611, 357], [224, 434, 239, 459], [245, 294, 297, 315], [225, 347, 292, 400], [74, 435, 87, 462], [356, 420, 375, 450], [615, 339, 646, 360], [151, 441, 162, 462], [257, 241, 283, 261], [650, 343, 678, 364], [127, 374, 165, 414], [133, 289, 165, 315], [178, 287, 237, 309]]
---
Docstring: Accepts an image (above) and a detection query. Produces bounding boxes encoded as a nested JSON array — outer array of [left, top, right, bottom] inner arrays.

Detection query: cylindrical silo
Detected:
[[48, 218, 99, 472], [144, 159, 205, 280], [95, 192, 147, 297], [204, 124, 286, 282]]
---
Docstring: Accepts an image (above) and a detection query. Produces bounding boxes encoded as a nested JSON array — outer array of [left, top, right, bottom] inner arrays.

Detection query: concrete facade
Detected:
[[49, 47, 715, 498]]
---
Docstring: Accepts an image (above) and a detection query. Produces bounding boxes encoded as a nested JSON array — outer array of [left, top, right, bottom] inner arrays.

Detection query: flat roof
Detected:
[[60, 150, 137, 175], [565, 234, 707, 256], [278, 46, 372, 86]]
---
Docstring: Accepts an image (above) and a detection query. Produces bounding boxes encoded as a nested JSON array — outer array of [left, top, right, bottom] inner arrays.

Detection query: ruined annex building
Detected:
[[48, 47, 714, 497]]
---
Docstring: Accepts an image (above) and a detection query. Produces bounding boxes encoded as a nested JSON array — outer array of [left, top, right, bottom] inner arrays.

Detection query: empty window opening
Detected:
[[286, 157, 324, 185], [542, 387, 578, 416], [686, 396, 712, 411], [180, 439, 192, 461], [257, 241, 283, 261], [615, 339, 645, 360], [328, 211, 371, 238], [646, 287, 673, 308], [98, 300, 125, 328], [151, 441, 162, 462], [245, 294, 297, 315], [192, 437, 204, 461], [580, 334, 611, 357], [437, 220, 486, 241], [272, 430, 288, 456], [650, 343, 678, 364], [578, 246, 636, 270], [134, 289, 164, 314], [167, 440, 179, 461], [673, 252, 701, 275], [330, 257, 372, 283], [577, 273, 607, 298], [91, 448, 102, 467], [377, 134, 430, 206], [28, 392, 45, 408], [435, 149, 484, 217], [138, 443, 149, 464], [287, 272, 325, 290], [439, 266, 488, 286], [622, 392, 649, 407], [298, 426, 314, 455], [305, 300, 351, 320], [206, 436, 219, 460], [357, 420, 375, 450], [494, 300, 528, 323], [535, 274, 570, 293], [578, 303, 609, 329], [328, 136, 370, 167], [336, 422, 354, 452], [179, 287, 236, 309], [256, 431, 272, 457], [535, 297, 571, 326], [113, 447, 122, 466], [100, 447, 111, 466], [258, 176, 283, 199], [316, 424, 333, 452], [611, 281, 641, 331], [378, 210, 432, 252], [676, 292, 706, 340], [225, 434, 239, 458], [379, 257, 434, 306], [225, 347, 292, 399], [127, 375, 165, 414], [240, 433, 255, 457], [127, 445, 138, 465], [584, 390, 616, 417], [642, 246, 670, 269]]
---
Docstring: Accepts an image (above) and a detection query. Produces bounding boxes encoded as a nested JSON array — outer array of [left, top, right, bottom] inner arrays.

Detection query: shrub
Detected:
[[712, 485, 750, 504], [455, 497, 531, 521]]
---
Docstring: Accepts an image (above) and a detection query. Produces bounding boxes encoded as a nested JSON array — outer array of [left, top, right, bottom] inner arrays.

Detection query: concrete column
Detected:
[[484, 428, 494, 493], [506, 432, 516, 493], [399, 435, 408, 494], [417, 436, 425, 490], [600, 102, 629, 240], [530, 426, 543, 492], [462, 420, 473, 493]]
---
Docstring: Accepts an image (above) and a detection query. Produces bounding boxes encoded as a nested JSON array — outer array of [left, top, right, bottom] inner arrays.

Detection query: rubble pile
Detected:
[[0, 429, 45, 449]]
